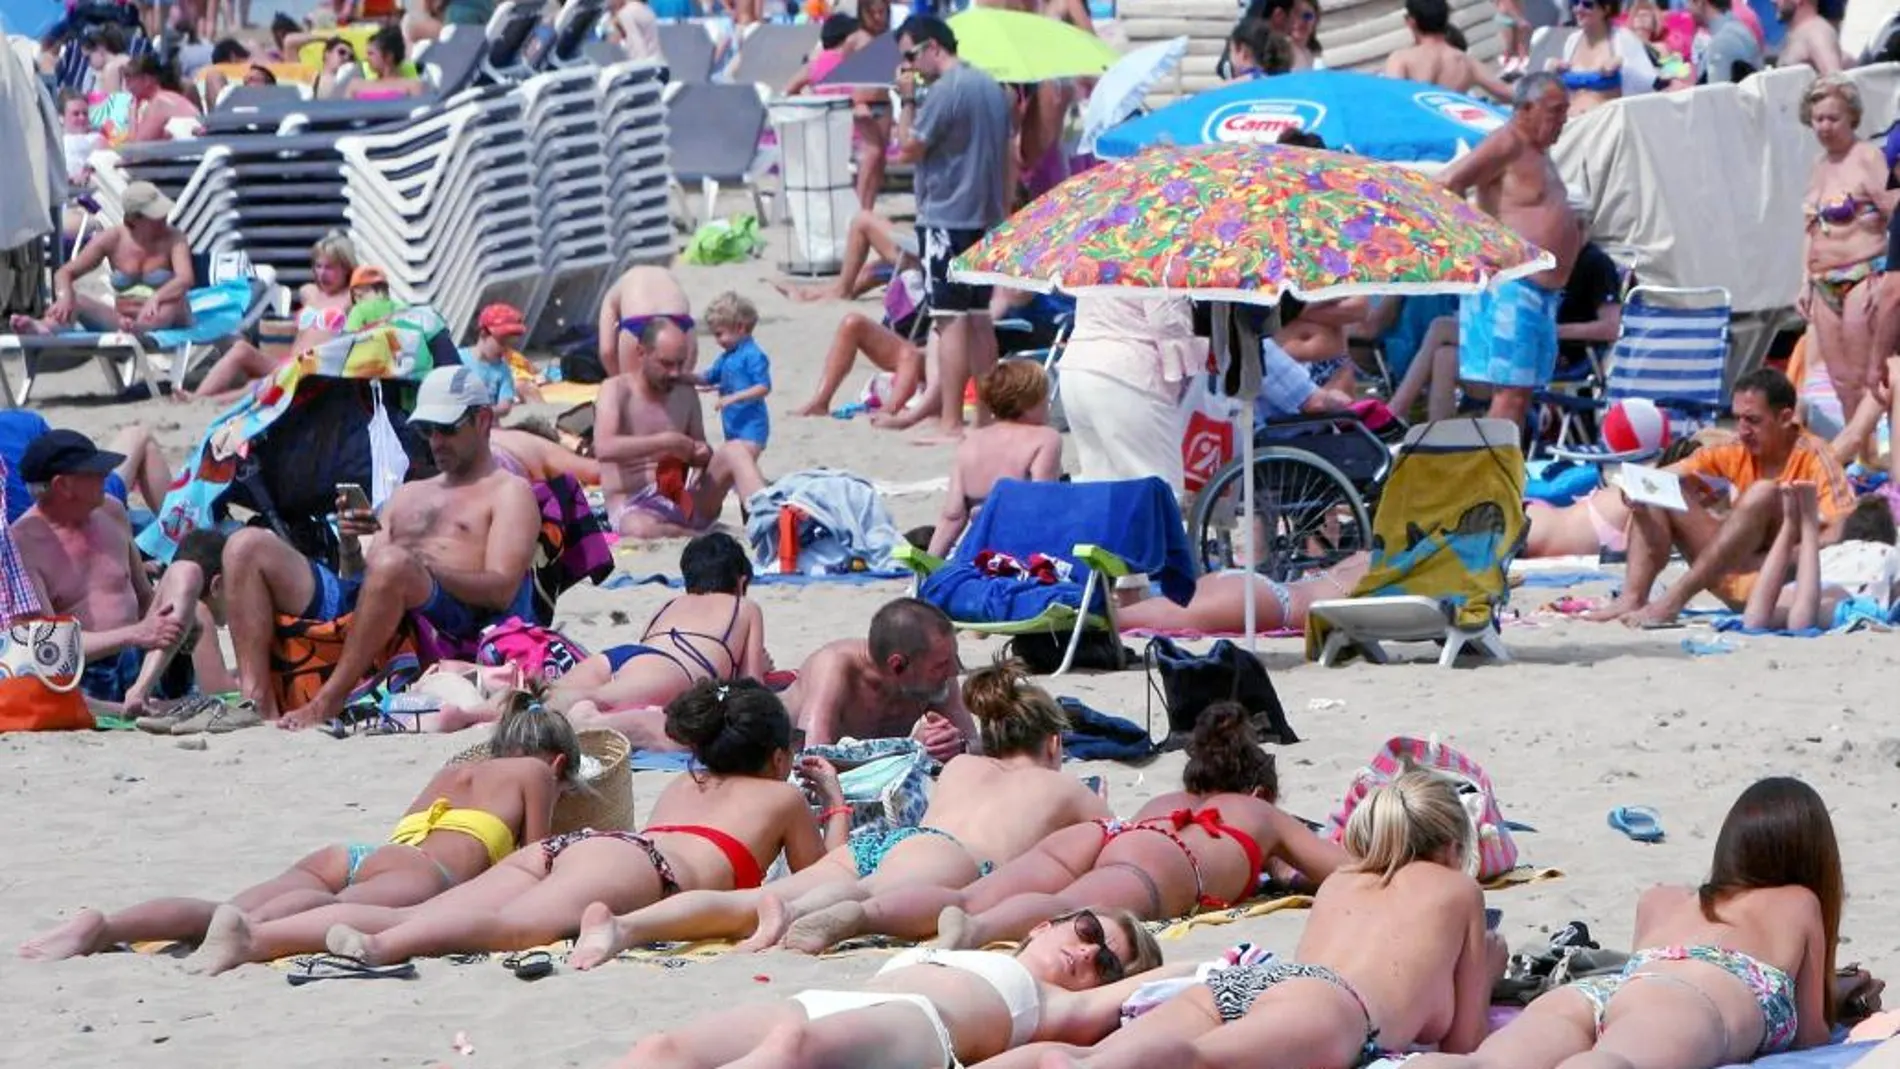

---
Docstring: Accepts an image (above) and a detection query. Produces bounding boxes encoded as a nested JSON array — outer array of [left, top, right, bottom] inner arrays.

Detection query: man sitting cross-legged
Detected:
[[222, 366, 541, 729], [1586, 368, 1857, 627]]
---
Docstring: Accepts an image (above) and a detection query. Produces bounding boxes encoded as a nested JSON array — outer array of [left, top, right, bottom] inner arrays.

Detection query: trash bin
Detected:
[[768, 94, 857, 277]]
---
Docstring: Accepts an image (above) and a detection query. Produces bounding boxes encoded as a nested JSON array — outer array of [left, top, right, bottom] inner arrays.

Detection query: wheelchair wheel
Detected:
[[1191, 446, 1373, 582]]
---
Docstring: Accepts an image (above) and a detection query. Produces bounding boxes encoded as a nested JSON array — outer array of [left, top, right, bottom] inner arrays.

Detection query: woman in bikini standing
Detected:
[[841, 705, 1347, 956], [994, 768, 1499, 1069], [568, 658, 1113, 966], [1800, 75, 1891, 426], [181, 230, 358, 402], [189, 679, 850, 970], [1413, 776, 1841, 1069]]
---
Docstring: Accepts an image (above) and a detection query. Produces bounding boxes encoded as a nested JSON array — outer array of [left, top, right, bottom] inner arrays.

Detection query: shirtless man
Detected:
[[781, 596, 979, 762], [221, 366, 541, 728], [10, 431, 184, 707], [596, 319, 765, 539], [596, 264, 696, 378], [1440, 72, 1582, 429], [1776, 0, 1846, 75], [1585, 369, 1858, 627], [1384, 0, 1513, 100]]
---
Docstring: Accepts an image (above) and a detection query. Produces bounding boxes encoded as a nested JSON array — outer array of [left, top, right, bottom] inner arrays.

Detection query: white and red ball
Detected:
[[1602, 397, 1671, 454]]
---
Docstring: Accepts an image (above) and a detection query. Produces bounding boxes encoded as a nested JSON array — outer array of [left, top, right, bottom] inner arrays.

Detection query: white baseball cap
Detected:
[[410, 365, 493, 425]]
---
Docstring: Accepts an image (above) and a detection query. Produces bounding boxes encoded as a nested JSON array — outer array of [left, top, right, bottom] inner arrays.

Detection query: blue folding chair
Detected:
[[1541, 285, 1731, 463]]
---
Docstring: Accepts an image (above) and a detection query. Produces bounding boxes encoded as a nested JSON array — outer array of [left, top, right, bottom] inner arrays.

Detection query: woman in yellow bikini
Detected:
[[1799, 76, 1891, 427], [17, 694, 578, 962]]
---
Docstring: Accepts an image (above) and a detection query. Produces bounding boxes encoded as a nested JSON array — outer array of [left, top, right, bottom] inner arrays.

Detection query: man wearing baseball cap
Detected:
[[220, 366, 541, 729], [9, 431, 186, 705], [6, 181, 193, 336], [462, 302, 540, 414]]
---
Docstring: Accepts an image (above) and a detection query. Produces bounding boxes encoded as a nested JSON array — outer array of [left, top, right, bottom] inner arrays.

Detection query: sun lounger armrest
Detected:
[[1072, 544, 1130, 580], [893, 543, 945, 576]]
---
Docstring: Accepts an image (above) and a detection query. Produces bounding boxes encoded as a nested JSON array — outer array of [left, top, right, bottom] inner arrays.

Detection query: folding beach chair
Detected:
[[657, 21, 717, 83], [897, 477, 1199, 676], [1305, 418, 1526, 668], [729, 21, 821, 90], [1539, 285, 1731, 462], [1527, 27, 1578, 73], [664, 80, 772, 227]]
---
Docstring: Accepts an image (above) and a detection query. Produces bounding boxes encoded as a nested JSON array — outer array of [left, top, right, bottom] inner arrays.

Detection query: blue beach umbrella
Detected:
[[1095, 70, 1508, 166], [0, 0, 65, 38]]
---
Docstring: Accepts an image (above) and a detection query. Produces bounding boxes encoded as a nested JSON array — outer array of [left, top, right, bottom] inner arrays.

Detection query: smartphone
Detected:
[[337, 483, 371, 514], [1485, 907, 1502, 932]]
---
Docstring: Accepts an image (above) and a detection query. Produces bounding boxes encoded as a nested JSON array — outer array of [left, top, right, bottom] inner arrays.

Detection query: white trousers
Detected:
[[1059, 368, 1188, 493]]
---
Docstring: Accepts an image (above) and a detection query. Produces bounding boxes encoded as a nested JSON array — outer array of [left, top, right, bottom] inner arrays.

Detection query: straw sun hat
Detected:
[[450, 727, 635, 836]]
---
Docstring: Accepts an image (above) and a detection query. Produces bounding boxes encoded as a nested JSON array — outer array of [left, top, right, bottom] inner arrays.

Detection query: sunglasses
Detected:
[[1069, 910, 1125, 983], [414, 410, 477, 437], [901, 44, 924, 62], [1299, 9, 1317, 20]]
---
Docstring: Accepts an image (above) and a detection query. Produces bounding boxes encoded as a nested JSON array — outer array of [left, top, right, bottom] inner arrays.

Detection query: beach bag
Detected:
[[476, 618, 589, 685], [1328, 735, 1519, 881], [0, 616, 91, 732], [1181, 374, 1242, 493], [683, 214, 764, 265], [364, 381, 410, 508], [798, 738, 935, 838], [271, 612, 416, 714], [1144, 636, 1297, 747]]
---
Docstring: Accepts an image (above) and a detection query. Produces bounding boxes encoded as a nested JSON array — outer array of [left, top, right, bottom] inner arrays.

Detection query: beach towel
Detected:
[[1305, 419, 1526, 661], [531, 473, 614, 622], [1329, 736, 1520, 881], [919, 477, 1197, 626], [1056, 696, 1156, 763], [742, 469, 905, 574], [602, 568, 910, 589], [137, 306, 457, 563], [270, 612, 417, 715], [0, 458, 41, 624]]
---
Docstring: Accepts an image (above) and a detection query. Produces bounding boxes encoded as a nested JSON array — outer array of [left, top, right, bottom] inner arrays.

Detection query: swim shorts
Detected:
[[921, 227, 993, 317], [1458, 278, 1562, 389], [304, 559, 365, 622]]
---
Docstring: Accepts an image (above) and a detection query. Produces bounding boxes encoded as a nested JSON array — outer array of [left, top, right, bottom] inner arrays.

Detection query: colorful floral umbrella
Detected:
[[950, 142, 1554, 305]]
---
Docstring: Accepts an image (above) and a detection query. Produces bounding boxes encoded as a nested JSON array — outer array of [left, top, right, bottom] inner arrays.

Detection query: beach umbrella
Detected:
[[946, 7, 1120, 83], [951, 143, 1553, 644], [1094, 70, 1506, 166], [1077, 36, 1188, 156]]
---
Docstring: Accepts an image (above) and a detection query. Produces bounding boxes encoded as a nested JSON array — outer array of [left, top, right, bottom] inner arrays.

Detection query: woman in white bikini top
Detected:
[[612, 909, 1167, 1068]]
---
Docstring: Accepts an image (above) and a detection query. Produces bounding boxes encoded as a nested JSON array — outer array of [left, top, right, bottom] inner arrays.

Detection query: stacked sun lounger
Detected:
[[597, 52, 675, 296], [84, 0, 676, 344]]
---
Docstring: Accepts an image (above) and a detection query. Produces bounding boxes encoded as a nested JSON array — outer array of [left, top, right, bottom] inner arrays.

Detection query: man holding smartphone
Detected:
[[220, 366, 541, 729]]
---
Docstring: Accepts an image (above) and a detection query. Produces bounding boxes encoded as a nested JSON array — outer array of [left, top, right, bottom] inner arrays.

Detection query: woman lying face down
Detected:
[[611, 907, 1168, 1069]]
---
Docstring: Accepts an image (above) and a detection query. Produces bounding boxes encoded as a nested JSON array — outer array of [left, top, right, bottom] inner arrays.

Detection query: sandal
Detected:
[[1607, 806, 1665, 843], [501, 950, 554, 981], [284, 953, 418, 985]]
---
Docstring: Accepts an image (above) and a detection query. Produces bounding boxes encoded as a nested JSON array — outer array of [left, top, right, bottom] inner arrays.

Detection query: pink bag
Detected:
[[1327, 735, 1520, 882], [476, 618, 590, 685]]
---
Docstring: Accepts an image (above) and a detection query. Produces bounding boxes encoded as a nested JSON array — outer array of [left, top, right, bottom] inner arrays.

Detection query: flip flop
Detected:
[[285, 953, 418, 985], [1607, 806, 1665, 843], [501, 950, 554, 981]]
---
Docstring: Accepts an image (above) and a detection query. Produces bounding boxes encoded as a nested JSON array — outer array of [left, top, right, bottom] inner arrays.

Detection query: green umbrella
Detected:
[[946, 8, 1120, 83]]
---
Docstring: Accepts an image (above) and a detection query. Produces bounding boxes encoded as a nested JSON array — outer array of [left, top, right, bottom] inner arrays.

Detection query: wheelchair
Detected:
[[1190, 409, 1394, 583]]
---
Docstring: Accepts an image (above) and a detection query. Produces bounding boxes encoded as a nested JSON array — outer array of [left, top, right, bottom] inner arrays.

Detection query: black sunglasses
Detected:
[[1070, 910, 1125, 983], [414, 410, 477, 437], [901, 44, 924, 62]]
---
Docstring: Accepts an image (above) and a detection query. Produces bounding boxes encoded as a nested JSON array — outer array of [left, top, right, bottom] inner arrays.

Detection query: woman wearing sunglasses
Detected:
[[314, 37, 357, 100], [610, 907, 1164, 1069], [1551, 0, 1658, 115], [986, 768, 1499, 1069]]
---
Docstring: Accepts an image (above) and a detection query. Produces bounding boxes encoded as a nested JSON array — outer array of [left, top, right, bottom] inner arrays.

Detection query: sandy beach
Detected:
[[4, 228, 1897, 1069]]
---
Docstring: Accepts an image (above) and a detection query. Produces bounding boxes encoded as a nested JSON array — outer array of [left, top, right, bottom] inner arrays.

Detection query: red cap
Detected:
[[478, 302, 528, 338]]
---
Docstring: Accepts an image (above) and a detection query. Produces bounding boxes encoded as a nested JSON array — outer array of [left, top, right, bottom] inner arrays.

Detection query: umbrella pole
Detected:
[[1213, 303, 1259, 653]]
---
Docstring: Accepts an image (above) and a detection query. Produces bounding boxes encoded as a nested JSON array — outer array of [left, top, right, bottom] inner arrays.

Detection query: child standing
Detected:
[[696, 292, 772, 457], [1495, 0, 1529, 74], [461, 303, 542, 416]]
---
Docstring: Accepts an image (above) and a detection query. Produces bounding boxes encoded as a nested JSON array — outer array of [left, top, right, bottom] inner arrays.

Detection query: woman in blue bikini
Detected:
[[1414, 776, 1843, 1069], [545, 532, 767, 750]]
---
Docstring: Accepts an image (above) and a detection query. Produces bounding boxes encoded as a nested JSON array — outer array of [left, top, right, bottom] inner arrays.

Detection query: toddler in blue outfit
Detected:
[[695, 292, 772, 456]]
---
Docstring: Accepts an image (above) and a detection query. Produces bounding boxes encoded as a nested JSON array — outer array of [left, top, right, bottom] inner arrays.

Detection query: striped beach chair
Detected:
[[1543, 285, 1732, 461]]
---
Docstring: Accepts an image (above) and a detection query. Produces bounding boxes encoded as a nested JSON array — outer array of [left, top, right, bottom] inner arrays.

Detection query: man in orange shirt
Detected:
[[1587, 368, 1856, 627]]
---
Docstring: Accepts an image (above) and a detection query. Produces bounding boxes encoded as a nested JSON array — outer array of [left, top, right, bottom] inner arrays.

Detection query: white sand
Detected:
[[5, 227, 1898, 1069]]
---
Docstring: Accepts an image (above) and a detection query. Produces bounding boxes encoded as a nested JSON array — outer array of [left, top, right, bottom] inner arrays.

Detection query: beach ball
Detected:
[[1602, 398, 1670, 455]]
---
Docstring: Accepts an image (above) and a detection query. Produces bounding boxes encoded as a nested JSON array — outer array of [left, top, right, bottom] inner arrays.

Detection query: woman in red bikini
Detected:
[[759, 703, 1349, 956], [180, 679, 848, 970]]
